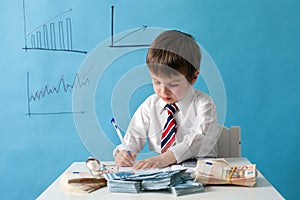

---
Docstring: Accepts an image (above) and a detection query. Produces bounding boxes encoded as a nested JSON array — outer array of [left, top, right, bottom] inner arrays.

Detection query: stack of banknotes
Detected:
[[104, 168, 204, 195], [107, 179, 141, 193], [171, 180, 204, 196], [194, 158, 257, 187], [60, 171, 107, 193]]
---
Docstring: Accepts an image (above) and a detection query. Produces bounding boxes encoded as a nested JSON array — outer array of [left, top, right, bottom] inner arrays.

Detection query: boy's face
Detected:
[[150, 72, 190, 104]]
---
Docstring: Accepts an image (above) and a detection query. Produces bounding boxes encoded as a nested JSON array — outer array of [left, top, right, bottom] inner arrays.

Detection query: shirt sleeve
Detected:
[[113, 98, 151, 156], [169, 97, 220, 163]]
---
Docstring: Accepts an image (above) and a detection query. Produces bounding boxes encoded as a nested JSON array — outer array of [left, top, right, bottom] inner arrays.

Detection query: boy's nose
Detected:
[[161, 86, 171, 94]]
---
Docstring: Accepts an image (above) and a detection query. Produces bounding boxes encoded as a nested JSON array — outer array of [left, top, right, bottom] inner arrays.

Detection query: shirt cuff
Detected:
[[113, 144, 125, 158], [169, 143, 193, 163]]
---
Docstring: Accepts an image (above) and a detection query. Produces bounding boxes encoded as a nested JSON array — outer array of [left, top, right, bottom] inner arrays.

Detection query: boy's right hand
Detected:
[[115, 149, 136, 167]]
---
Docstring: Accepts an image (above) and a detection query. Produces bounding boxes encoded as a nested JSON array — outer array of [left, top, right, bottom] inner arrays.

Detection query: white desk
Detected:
[[37, 158, 284, 200]]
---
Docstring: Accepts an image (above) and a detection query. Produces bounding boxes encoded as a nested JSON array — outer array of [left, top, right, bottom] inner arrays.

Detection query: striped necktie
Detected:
[[161, 104, 178, 154]]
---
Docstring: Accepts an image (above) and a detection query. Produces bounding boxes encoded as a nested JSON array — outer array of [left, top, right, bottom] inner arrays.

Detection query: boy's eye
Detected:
[[168, 83, 179, 87], [153, 80, 161, 85]]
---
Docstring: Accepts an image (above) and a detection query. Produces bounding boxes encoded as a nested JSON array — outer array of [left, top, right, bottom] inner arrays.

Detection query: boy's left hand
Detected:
[[133, 151, 177, 170]]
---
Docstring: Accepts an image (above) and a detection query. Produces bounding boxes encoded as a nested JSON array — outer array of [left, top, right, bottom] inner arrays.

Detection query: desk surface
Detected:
[[37, 158, 284, 200]]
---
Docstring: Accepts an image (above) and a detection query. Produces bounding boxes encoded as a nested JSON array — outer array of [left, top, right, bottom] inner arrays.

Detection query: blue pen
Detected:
[[111, 118, 132, 158]]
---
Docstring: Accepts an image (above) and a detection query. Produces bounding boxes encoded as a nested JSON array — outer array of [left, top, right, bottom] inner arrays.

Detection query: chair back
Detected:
[[217, 125, 241, 158]]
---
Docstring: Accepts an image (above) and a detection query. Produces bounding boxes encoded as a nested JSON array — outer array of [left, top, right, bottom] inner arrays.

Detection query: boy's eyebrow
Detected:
[[152, 78, 181, 84], [171, 78, 183, 82], [151, 77, 183, 83]]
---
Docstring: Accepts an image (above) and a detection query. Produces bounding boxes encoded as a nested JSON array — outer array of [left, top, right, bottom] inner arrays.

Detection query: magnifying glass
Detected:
[[86, 157, 107, 176]]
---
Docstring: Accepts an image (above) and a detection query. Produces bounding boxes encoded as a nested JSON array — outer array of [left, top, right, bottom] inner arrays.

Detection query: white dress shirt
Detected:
[[114, 86, 220, 163]]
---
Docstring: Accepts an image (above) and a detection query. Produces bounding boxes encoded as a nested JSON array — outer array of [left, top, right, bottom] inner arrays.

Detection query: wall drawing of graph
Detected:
[[22, 1, 87, 54], [29, 18, 72, 51], [109, 5, 150, 48], [26, 71, 89, 116]]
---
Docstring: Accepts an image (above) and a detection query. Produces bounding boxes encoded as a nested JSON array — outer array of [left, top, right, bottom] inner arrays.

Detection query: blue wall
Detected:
[[0, 0, 299, 199]]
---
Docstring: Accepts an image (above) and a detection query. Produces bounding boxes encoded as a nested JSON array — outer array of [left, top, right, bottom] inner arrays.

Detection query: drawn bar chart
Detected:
[[22, 0, 87, 54], [28, 18, 70, 50]]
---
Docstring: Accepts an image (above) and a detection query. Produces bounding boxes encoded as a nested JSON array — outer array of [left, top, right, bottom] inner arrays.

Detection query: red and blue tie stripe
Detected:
[[161, 104, 178, 153]]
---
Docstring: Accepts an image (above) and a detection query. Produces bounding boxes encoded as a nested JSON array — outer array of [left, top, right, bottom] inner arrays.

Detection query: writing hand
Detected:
[[134, 151, 176, 170], [115, 149, 136, 167]]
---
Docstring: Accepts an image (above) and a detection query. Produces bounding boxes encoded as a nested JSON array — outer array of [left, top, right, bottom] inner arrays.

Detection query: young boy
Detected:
[[114, 30, 220, 170]]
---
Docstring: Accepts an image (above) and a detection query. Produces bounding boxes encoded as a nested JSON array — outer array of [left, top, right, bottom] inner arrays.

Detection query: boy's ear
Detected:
[[191, 70, 200, 84]]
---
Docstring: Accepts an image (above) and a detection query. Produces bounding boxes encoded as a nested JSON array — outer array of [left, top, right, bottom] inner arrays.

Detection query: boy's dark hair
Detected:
[[146, 30, 201, 83]]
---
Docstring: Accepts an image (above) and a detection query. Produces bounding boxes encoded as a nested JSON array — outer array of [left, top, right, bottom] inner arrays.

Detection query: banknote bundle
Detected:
[[60, 171, 107, 193], [171, 180, 204, 196], [107, 179, 141, 193], [194, 158, 257, 187], [103, 168, 204, 195]]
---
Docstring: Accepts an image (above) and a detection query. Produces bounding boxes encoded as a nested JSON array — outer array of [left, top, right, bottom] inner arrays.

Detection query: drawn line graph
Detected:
[[109, 5, 150, 48], [26, 71, 89, 116], [22, 0, 87, 54]]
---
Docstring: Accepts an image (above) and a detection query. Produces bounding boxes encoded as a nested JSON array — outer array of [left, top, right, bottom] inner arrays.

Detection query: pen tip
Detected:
[[111, 118, 115, 124]]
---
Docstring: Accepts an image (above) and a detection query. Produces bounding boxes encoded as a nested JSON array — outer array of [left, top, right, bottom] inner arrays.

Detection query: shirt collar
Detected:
[[176, 86, 195, 114]]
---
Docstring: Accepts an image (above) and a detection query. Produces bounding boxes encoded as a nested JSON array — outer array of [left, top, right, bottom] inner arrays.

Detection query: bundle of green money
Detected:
[[194, 158, 257, 187]]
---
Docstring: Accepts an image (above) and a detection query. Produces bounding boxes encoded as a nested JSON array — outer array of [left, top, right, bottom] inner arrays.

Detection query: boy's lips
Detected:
[[162, 97, 172, 101]]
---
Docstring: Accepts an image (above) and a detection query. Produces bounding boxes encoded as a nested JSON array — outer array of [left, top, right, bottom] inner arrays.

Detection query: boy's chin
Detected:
[[161, 98, 177, 104]]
